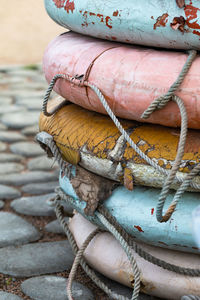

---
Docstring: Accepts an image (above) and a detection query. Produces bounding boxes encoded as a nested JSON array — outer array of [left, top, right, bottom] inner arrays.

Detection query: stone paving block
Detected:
[[0, 131, 26, 142], [0, 171, 58, 186], [21, 181, 58, 195], [0, 90, 43, 98], [11, 82, 47, 91], [0, 241, 74, 277], [0, 163, 24, 174], [28, 156, 58, 171], [0, 212, 41, 247], [0, 292, 23, 300], [11, 193, 56, 216], [21, 124, 38, 136], [16, 97, 43, 111], [0, 184, 21, 200], [45, 218, 69, 235], [0, 200, 4, 209], [0, 153, 23, 162], [21, 276, 94, 300], [0, 105, 25, 116], [1, 111, 39, 129], [10, 141, 44, 157]]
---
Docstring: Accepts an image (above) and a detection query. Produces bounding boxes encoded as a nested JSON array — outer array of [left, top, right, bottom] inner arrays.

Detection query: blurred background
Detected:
[[0, 0, 63, 64]]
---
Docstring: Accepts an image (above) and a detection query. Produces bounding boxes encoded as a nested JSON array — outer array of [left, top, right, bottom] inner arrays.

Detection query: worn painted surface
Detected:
[[60, 167, 200, 253], [69, 213, 200, 299], [39, 101, 200, 191], [43, 32, 200, 129], [45, 0, 200, 49]]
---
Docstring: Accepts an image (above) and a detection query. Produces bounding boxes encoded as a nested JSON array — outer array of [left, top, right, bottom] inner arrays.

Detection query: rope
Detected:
[[96, 211, 141, 300], [67, 228, 102, 300], [56, 187, 200, 277], [53, 194, 140, 300], [36, 131, 71, 176], [42, 74, 70, 116], [98, 205, 200, 277], [141, 50, 197, 118]]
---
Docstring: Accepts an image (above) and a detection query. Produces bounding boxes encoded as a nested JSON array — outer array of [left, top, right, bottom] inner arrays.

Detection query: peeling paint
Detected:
[[170, 16, 186, 32], [52, 0, 65, 8], [134, 225, 144, 233], [184, 4, 200, 29], [151, 208, 154, 215], [65, 0, 75, 13], [153, 13, 169, 30], [80, 10, 112, 29], [113, 10, 119, 17]]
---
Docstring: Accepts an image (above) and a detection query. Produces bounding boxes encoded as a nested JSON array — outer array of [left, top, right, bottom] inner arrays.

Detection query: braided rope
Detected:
[[53, 194, 139, 300], [98, 206, 200, 277], [141, 50, 197, 118], [56, 188, 200, 277], [36, 131, 70, 175], [42, 74, 70, 116], [67, 228, 102, 300], [96, 211, 141, 300], [155, 95, 188, 222], [86, 82, 200, 191]]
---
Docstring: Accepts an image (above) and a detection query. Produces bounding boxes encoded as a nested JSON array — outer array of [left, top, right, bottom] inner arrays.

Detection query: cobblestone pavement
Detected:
[[0, 65, 160, 300]]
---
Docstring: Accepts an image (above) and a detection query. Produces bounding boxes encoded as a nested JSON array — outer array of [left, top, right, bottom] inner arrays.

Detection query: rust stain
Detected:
[[111, 36, 117, 40], [184, 4, 200, 29], [80, 10, 112, 29], [134, 225, 144, 233], [153, 13, 169, 30], [105, 16, 112, 29], [65, 0, 75, 13], [170, 16, 186, 33], [52, 0, 65, 8], [151, 208, 154, 215], [113, 10, 119, 17], [193, 29, 200, 36]]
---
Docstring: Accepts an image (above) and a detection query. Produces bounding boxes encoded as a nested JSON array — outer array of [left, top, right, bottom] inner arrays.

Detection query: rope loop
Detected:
[[141, 49, 197, 119]]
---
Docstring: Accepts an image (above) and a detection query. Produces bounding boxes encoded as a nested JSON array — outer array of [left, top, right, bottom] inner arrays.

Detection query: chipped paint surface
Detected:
[[52, 0, 75, 13], [61, 169, 200, 253], [70, 213, 200, 297], [80, 10, 112, 29], [45, 0, 200, 49], [134, 225, 144, 233], [153, 13, 169, 30], [184, 3, 200, 36], [39, 101, 200, 192]]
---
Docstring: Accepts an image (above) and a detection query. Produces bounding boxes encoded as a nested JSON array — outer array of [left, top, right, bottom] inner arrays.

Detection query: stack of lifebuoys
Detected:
[[37, 1, 200, 299]]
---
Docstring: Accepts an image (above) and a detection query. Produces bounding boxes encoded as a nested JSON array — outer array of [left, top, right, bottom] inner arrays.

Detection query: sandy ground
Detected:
[[0, 0, 64, 65]]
